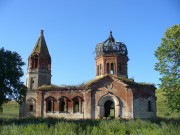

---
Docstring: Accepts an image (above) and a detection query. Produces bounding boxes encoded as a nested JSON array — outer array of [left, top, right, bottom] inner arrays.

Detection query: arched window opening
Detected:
[[74, 101, 79, 113], [60, 101, 65, 111], [34, 55, 38, 68], [31, 55, 38, 69], [107, 63, 109, 74], [73, 97, 82, 113], [47, 101, 52, 112], [45, 97, 57, 113], [59, 97, 68, 112], [110, 63, 114, 74], [148, 100, 152, 112], [27, 98, 36, 112], [34, 58, 38, 68], [29, 105, 34, 111]]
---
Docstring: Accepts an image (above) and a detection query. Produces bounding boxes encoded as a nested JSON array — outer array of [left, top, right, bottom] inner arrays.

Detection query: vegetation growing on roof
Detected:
[[86, 75, 108, 87], [37, 84, 85, 91], [37, 85, 59, 91], [118, 77, 155, 87], [37, 75, 155, 91], [37, 75, 109, 91]]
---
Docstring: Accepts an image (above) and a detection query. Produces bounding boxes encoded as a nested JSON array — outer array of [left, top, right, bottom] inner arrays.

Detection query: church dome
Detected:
[[95, 31, 128, 57]]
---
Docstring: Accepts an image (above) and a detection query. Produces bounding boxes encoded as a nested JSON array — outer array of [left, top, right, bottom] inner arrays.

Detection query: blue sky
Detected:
[[0, 0, 180, 86]]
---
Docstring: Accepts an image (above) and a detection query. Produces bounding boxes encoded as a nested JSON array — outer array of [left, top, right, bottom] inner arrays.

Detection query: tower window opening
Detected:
[[107, 63, 109, 74], [100, 64, 102, 75], [34, 60, 38, 68], [119, 63, 122, 73], [110, 63, 114, 74], [48, 64, 51, 70], [30, 78, 36, 90], [34, 58, 38, 68], [97, 66, 99, 76]]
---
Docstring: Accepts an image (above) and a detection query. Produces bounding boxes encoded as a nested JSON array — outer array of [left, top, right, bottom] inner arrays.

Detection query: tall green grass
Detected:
[[0, 118, 179, 135]]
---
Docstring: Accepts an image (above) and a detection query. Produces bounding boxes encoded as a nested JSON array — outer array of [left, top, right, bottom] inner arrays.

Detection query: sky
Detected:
[[0, 0, 180, 87]]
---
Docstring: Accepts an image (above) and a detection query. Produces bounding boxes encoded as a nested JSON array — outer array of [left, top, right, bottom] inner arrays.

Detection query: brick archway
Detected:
[[98, 93, 120, 119]]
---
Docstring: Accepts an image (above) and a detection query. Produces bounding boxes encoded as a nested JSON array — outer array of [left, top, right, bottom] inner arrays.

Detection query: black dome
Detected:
[[95, 31, 128, 57]]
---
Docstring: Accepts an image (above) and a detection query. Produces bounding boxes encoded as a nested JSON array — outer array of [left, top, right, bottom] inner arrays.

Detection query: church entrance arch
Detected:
[[98, 93, 120, 119], [104, 100, 114, 118]]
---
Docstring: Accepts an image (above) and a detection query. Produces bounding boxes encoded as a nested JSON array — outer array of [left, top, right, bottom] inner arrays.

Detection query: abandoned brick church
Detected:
[[20, 30, 156, 119]]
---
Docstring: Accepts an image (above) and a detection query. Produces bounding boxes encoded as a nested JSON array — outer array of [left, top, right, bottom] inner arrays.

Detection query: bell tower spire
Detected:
[[26, 30, 51, 90]]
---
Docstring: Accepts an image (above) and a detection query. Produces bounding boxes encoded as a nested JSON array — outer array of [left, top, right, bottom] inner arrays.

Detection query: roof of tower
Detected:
[[30, 30, 50, 57], [95, 31, 128, 57]]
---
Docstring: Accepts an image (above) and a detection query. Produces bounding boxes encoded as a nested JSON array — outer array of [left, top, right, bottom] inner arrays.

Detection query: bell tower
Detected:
[[26, 30, 51, 90], [95, 31, 128, 78]]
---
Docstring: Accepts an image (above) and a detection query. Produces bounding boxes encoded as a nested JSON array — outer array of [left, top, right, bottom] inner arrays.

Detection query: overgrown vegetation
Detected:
[[37, 85, 60, 90], [37, 84, 84, 91], [37, 75, 109, 90], [118, 76, 155, 87], [0, 117, 179, 135], [37, 75, 155, 92]]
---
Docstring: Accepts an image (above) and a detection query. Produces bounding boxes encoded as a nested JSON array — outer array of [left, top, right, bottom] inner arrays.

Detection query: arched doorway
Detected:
[[98, 93, 121, 119], [104, 100, 115, 118]]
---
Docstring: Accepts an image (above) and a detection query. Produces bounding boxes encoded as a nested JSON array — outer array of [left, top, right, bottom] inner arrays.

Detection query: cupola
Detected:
[[95, 31, 128, 57]]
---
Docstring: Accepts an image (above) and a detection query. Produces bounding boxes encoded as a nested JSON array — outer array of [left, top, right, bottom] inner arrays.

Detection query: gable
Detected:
[[86, 75, 127, 91]]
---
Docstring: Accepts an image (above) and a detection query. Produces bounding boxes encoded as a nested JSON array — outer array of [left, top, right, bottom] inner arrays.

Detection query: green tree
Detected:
[[0, 48, 27, 110], [155, 24, 180, 113]]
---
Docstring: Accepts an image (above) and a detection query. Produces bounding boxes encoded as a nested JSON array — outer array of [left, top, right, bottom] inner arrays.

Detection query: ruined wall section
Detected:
[[41, 89, 84, 119], [133, 86, 156, 119]]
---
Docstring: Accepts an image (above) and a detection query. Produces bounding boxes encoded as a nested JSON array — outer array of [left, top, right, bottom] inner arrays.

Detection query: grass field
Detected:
[[156, 89, 179, 118], [0, 101, 19, 119]]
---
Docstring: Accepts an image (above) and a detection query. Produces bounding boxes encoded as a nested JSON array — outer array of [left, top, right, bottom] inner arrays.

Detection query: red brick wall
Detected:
[[42, 90, 84, 114], [86, 76, 133, 119], [95, 54, 128, 77]]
